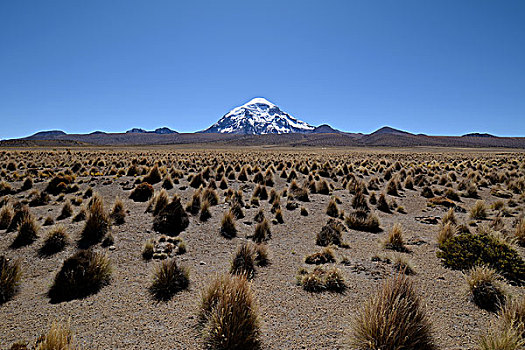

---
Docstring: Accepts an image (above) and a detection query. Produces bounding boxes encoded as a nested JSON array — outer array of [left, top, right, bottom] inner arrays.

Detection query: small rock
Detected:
[[199, 261, 206, 265], [109, 245, 116, 251]]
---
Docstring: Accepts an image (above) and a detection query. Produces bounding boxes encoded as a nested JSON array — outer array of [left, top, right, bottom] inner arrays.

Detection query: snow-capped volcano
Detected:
[[203, 97, 315, 134]]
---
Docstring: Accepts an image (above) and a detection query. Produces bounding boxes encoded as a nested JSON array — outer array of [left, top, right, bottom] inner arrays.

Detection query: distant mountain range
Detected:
[[2, 97, 524, 148]]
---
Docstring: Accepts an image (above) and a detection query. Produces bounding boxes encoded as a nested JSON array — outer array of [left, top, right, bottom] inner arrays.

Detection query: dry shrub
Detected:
[[221, 211, 237, 239], [39, 225, 69, 256], [199, 274, 261, 350], [0, 256, 21, 304], [45, 175, 75, 195], [442, 208, 457, 226], [150, 258, 189, 301], [465, 266, 507, 312], [253, 244, 269, 267], [48, 249, 111, 303], [202, 187, 219, 206], [350, 273, 435, 350], [305, 247, 336, 264], [352, 190, 369, 211], [515, 218, 525, 246]]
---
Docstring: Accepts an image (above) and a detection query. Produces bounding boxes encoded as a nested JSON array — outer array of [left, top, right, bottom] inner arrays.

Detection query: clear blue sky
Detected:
[[1, 0, 524, 139]]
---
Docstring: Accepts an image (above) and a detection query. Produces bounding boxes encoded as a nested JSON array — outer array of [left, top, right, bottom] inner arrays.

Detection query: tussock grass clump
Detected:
[[0, 203, 14, 230], [300, 206, 308, 216], [436, 222, 456, 246], [8, 204, 31, 232], [437, 231, 525, 285], [57, 200, 73, 220], [350, 274, 435, 350], [392, 253, 416, 275], [326, 199, 339, 217], [153, 197, 190, 235], [230, 243, 256, 279], [35, 319, 76, 350], [345, 210, 381, 233], [253, 244, 269, 267], [470, 200, 488, 220], [221, 211, 237, 239], [442, 208, 457, 226], [185, 190, 201, 215], [150, 258, 189, 301], [421, 186, 434, 198], [129, 182, 154, 202], [514, 218, 525, 246], [45, 175, 75, 195], [305, 247, 336, 264], [39, 225, 69, 256], [202, 187, 219, 206], [48, 250, 111, 303], [0, 256, 21, 304], [149, 189, 169, 216], [316, 219, 343, 247], [352, 190, 369, 211], [296, 266, 346, 293], [478, 297, 525, 350], [110, 198, 126, 225], [465, 266, 507, 312], [143, 165, 162, 184], [142, 239, 155, 260], [383, 223, 407, 252], [252, 218, 271, 243], [199, 199, 211, 222], [12, 213, 39, 248], [199, 274, 261, 350], [80, 194, 110, 245]]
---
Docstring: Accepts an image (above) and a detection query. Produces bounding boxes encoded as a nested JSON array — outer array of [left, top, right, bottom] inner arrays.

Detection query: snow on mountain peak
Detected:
[[203, 97, 314, 135]]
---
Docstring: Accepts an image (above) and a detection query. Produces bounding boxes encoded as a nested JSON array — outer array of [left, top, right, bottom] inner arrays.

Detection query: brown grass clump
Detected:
[[326, 199, 339, 217], [150, 189, 169, 216], [110, 197, 126, 225], [45, 175, 75, 195], [478, 297, 525, 349], [0, 203, 14, 230], [48, 249, 111, 303], [185, 190, 201, 215], [470, 200, 488, 220], [436, 222, 456, 246], [514, 218, 525, 246], [305, 247, 336, 264], [142, 239, 155, 260], [352, 190, 369, 211], [80, 194, 110, 245], [35, 319, 76, 350], [221, 211, 237, 239], [316, 219, 343, 247], [345, 210, 381, 233], [230, 243, 256, 279], [57, 200, 73, 221], [442, 208, 457, 226], [199, 274, 261, 350], [465, 266, 507, 312], [350, 273, 435, 350], [149, 258, 189, 301], [199, 199, 212, 222], [143, 165, 162, 185], [383, 223, 407, 252], [252, 218, 271, 243], [202, 187, 219, 206], [12, 213, 39, 248], [0, 256, 22, 304], [296, 266, 346, 293], [274, 208, 284, 224], [39, 225, 69, 256], [8, 204, 31, 232], [153, 197, 190, 235], [377, 193, 390, 213], [129, 182, 154, 202], [253, 244, 269, 267]]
